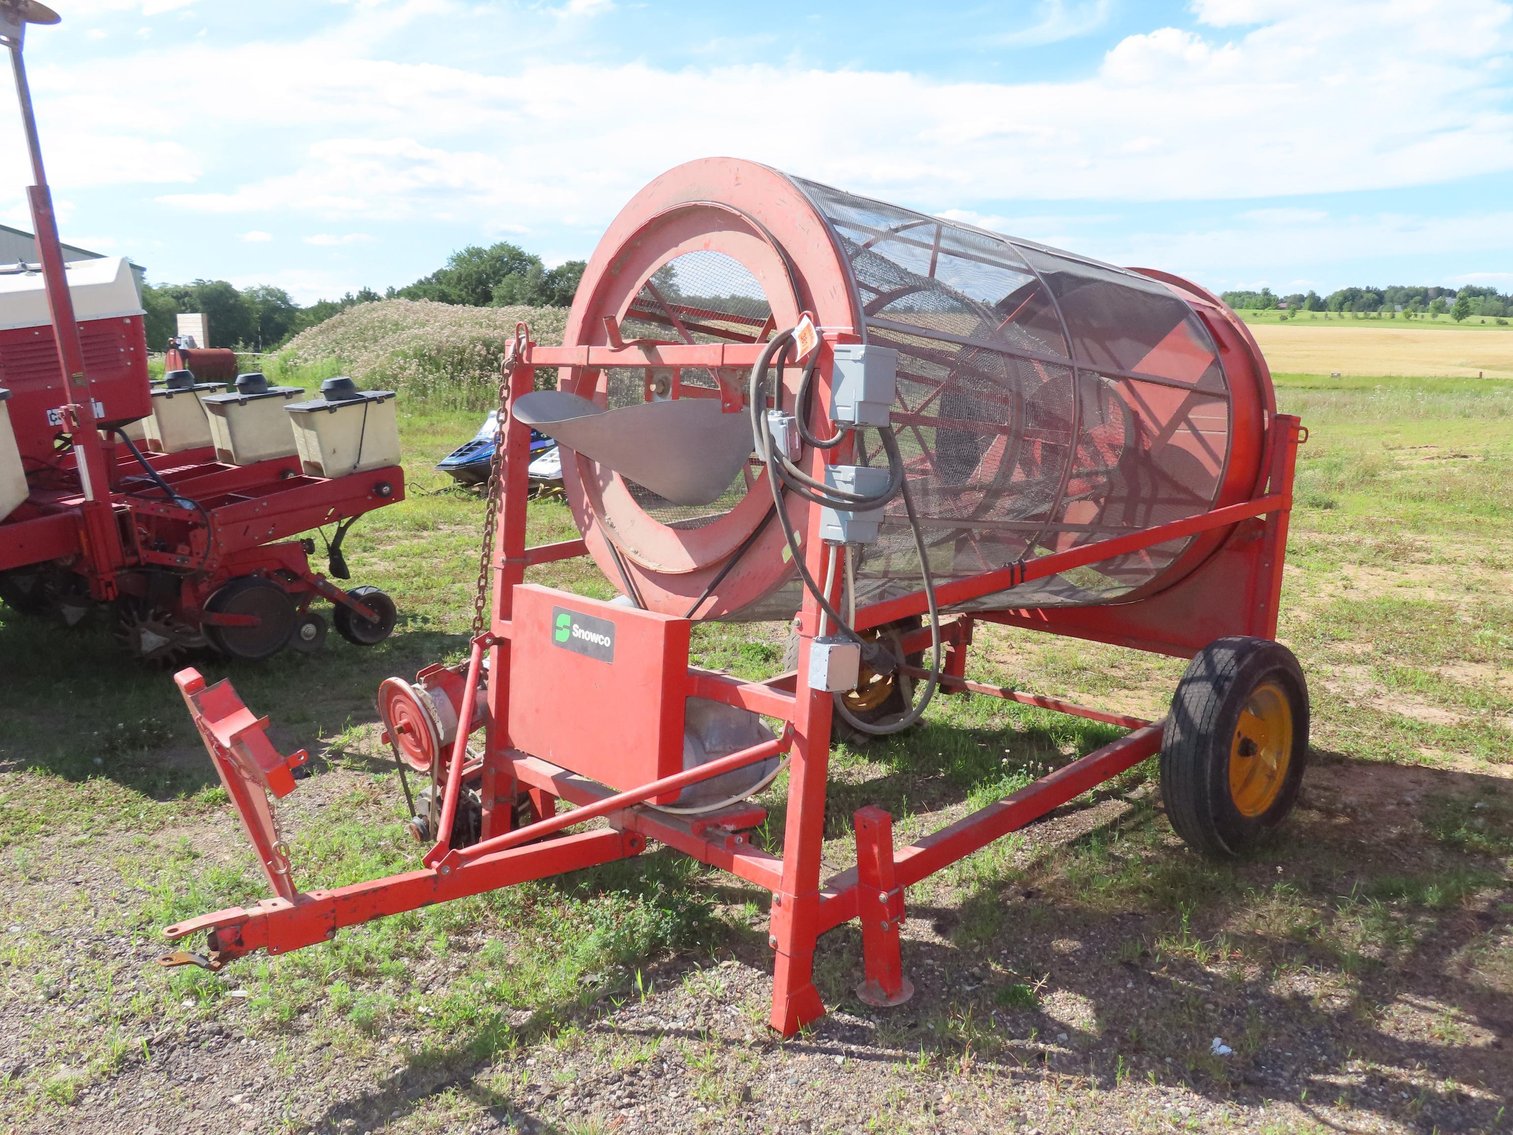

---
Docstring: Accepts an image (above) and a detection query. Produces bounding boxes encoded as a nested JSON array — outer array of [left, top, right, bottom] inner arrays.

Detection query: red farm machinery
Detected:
[[0, 2, 403, 663], [164, 156, 1310, 1035]]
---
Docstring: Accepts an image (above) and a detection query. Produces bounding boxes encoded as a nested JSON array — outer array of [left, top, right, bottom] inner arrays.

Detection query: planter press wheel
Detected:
[[333, 585, 397, 646], [1160, 636, 1309, 858], [204, 576, 297, 661]]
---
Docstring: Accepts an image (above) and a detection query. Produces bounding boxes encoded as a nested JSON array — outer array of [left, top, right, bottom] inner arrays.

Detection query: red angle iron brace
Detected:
[[165, 158, 1309, 1035]]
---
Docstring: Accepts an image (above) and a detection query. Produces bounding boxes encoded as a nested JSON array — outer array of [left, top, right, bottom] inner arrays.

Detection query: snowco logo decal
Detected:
[[550, 606, 615, 662]]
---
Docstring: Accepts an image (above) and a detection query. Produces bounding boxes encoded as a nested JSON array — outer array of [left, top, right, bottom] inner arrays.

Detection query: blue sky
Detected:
[[1, 0, 1510, 304]]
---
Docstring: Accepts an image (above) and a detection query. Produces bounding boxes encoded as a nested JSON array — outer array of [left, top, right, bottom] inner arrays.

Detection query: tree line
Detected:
[[139, 242, 587, 352], [1220, 284, 1512, 322]]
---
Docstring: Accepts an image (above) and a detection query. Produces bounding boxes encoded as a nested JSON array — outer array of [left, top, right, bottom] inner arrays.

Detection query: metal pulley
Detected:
[[377, 663, 486, 773]]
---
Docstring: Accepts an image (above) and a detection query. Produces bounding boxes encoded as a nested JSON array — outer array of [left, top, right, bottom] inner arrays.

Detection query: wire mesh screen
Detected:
[[619, 249, 774, 345], [794, 178, 1234, 610], [607, 250, 771, 531]]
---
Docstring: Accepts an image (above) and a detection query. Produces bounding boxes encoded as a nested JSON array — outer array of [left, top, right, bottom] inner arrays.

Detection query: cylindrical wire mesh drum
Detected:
[[555, 158, 1273, 621]]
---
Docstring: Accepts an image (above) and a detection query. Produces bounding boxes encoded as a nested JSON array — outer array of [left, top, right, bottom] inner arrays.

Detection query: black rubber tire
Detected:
[[1160, 636, 1310, 858], [333, 586, 397, 646], [204, 576, 298, 661]]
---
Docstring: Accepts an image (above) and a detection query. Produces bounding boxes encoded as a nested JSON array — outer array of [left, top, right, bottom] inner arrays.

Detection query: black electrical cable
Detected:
[[112, 427, 219, 574], [747, 333, 865, 646], [794, 349, 846, 451], [113, 427, 181, 502], [832, 427, 944, 736], [743, 330, 945, 735], [747, 334, 902, 509], [682, 503, 778, 620]]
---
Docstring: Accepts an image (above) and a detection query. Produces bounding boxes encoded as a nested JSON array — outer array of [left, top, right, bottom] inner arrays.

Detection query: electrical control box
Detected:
[[807, 635, 862, 692], [829, 344, 898, 427], [818, 464, 892, 545]]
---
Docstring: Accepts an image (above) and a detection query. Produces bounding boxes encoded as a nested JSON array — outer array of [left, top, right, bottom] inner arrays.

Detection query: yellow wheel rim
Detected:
[[1229, 680, 1293, 817], [841, 627, 902, 714]]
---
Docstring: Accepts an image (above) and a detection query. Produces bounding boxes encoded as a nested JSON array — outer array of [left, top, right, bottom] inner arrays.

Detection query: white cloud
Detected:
[[557, 0, 614, 17], [61, 0, 196, 14], [10, 0, 1511, 223], [1189, 0, 1312, 27], [993, 0, 1112, 46], [1452, 270, 1513, 289], [5, 0, 1510, 295], [227, 267, 361, 307], [305, 232, 374, 245], [1095, 210, 1513, 292], [1239, 209, 1330, 225], [241, 230, 273, 243]]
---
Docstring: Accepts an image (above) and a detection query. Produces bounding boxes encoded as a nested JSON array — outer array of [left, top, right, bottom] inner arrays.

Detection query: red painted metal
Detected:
[[167, 318, 1303, 1036], [165, 827, 643, 964], [176, 669, 308, 901], [165, 345, 238, 383], [3, 5, 124, 578], [443, 728, 790, 868], [1, 13, 404, 661], [507, 585, 693, 797], [854, 807, 913, 1007], [164, 164, 1306, 1039]]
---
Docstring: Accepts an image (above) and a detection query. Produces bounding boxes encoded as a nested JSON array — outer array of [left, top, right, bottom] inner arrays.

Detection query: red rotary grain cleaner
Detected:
[[167, 156, 1308, 1035]]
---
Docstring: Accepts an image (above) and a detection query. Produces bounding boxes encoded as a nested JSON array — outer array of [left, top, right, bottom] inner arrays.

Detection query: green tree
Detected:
[[139, 282, 180, 351], [397, 242, 542, 306], [180, 279, 253, 347], [242, 284, 299, 350], [1451, 295, 1472, 322], [491, 260, 547, 306], [542, 260, 586, 307]]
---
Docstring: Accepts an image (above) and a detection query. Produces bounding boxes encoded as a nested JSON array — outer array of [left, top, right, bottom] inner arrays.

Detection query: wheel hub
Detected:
[[1229, 680, 1293, 818]]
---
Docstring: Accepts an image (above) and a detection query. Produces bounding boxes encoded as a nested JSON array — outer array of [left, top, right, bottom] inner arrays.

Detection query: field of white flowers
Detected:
[[273, 299, 570, 409]]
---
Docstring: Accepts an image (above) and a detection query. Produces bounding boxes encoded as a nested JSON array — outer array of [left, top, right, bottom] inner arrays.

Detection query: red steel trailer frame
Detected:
[[167, 325, 1303, 1036]]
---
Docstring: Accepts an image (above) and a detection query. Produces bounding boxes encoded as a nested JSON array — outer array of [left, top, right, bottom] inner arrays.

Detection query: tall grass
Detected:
[[268, 300, 570, 411]]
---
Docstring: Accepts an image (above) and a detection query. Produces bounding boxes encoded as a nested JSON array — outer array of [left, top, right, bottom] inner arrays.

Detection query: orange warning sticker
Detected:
[[791, 314, 819, 360]]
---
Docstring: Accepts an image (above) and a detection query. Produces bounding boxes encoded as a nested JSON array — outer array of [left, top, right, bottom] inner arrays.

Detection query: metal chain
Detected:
[[471, 351, 514, 640], [253, 766, 293, 881]]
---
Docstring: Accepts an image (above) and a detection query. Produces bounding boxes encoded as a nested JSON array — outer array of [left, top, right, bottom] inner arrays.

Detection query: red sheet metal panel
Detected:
[[506, 584, 691, 797]]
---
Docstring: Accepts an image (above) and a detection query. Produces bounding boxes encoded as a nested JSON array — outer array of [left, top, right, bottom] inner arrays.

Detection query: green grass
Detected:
[[2, 372, 1510, 1129]]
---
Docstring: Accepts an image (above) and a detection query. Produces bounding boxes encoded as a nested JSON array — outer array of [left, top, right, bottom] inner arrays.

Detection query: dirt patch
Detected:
[[4, 754, 1509, 1135], [1436, 662, 1513, 699]]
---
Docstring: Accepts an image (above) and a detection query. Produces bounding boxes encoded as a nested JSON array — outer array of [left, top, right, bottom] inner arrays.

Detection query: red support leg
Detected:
[[767, 652, 835, 1035], [767, 704, 830, 1036], [853, 806, 913, 1007]]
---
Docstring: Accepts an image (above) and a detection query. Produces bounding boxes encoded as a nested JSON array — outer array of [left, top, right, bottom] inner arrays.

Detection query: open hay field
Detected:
[[1249, 323, 1513, 379], [0, 373, 1509, 1134]]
